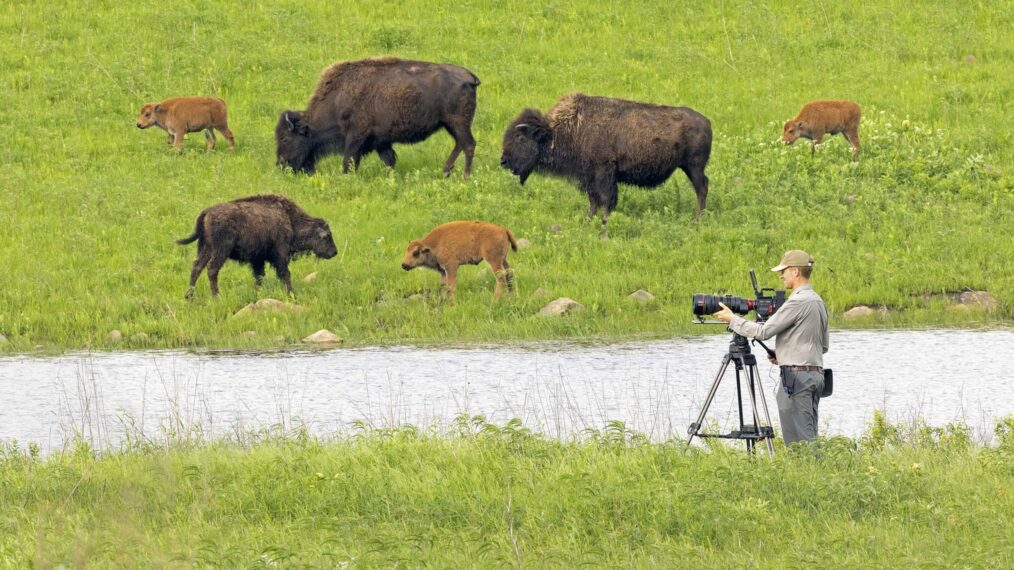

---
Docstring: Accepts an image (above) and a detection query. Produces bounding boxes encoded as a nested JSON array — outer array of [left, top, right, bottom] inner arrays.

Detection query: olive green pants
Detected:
[[776, 369, 824, 445]]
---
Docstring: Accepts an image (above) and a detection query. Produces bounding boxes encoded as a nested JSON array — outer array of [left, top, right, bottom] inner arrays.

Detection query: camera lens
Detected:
[[692, 294, 751, 316]]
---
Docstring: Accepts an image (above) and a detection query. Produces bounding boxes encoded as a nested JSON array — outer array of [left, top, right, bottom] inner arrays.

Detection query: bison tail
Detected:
[[176, 213, 204, 245], [506, 229, 518, 252]]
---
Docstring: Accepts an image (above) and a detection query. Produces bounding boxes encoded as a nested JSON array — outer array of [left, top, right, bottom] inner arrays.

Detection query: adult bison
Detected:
[[275, 57, 479, 177], [500, 93, 712, 225], [177, 194, 337, 299]]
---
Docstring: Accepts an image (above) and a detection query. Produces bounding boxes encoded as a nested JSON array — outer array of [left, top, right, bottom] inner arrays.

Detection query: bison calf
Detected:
[[782, 100, 861, 159], [401, 221, 517, 303], [501, 93, 712, 226], [177, 194, 337, 299], [137, 96, 236, 151]]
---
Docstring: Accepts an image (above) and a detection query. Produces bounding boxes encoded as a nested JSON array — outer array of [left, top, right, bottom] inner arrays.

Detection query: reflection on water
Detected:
[[1, 329, 1012, 452]]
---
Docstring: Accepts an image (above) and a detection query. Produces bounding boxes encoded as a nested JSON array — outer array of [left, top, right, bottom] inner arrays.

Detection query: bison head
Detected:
[[275, 110, 318, 173], [401, 240, 435, 271], [136, 103, 160, 129], [501, 109, 551, 185], [782, 120, 804, 145], [295, 218, 338, 259]]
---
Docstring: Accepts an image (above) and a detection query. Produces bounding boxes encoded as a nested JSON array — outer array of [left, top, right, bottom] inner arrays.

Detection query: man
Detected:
[[712, 250, 829, 444]]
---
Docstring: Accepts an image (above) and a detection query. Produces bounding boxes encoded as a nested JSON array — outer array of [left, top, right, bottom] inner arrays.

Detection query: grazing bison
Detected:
[[177, 194, 337, 299], [782, 100, 861, 159], [500, 93, 712, 225], [136, 97, 235, 151], [275, 57, 479, 177], [401, 221, 517, 302]]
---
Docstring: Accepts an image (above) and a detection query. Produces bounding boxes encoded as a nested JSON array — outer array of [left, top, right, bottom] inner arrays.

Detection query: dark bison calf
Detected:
[[401, 221, 517, 303], [782, 100, 861, 160], [501, 93, 712, 225], [177, 194, 337, 299], [136, 96, 235, 151], [276, 57, 479, 177]]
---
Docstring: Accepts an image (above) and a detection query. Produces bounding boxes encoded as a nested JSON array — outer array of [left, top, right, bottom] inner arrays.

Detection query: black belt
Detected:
[[782, 365, 823, 372]]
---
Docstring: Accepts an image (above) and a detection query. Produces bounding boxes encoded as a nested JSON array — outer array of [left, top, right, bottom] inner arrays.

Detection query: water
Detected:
[[1, 329, 1012, 452]]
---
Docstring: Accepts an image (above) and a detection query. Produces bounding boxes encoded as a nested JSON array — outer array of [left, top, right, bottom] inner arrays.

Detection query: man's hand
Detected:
[[712, 302, 735, 323], [768, 354, 778, 365]]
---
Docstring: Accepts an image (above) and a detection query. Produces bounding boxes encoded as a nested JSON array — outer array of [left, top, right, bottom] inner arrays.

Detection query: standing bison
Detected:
[[782, 100, 861, 160], [136, 96, 236, 151], [177, 194, 337, 299], [500, 93, 712, 225], [275, 57, 479, 177]]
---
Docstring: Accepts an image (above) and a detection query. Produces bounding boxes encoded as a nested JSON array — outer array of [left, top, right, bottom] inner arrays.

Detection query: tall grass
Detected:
[[0, 1, 1011, 351], [1, 414, 1012, 566]]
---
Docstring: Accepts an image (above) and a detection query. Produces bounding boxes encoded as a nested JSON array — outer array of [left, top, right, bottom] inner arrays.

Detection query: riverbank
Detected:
[[1, 1, 1011, 353], [2, 415, 1012, 567]]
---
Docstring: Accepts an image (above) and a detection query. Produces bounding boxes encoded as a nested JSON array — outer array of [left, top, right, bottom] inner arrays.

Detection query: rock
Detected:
[[302, 329, 342, 344], [303, 272, 318, 282], [233, 298, 305, 318], [407, 293, 426, 302], [983, 164, 1002, 176], [515, 238, 532, 250], [547, 224, 563, 235], [628, 289, 655, 304], [955, 290, 996, 312], [843, 306, 877, 319], [275, 335, 286, 344], [845, 194, 858, 205], [963, 54, 976, 64], [131, 332, 149, 342], [109, 330, 123, 342], [243, 331, 257, 338], [0, 333, 7, 344], [531, 287, 552, 299], [539, 297, 585, 317]]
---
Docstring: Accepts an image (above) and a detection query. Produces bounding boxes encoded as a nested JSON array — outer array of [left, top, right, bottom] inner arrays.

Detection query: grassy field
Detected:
[[2, 415, 1012, 566], [0, 1, 1011, 351]]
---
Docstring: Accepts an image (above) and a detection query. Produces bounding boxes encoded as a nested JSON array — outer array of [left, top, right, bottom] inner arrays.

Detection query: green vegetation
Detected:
[[2, 415, 1013, 566], [1, 1, 1011, 351]]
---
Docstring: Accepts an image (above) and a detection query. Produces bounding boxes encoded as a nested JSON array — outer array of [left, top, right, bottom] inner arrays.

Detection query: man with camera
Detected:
[[712, 250, 829, 444]]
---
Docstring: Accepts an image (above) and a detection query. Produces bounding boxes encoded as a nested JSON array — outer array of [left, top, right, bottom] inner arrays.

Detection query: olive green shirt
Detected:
[[729, 283, 829, 367]]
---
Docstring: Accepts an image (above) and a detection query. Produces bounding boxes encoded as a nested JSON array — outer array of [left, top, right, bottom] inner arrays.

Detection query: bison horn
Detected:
[[284, 112, 295, 131], [515, 123, 529, 131]]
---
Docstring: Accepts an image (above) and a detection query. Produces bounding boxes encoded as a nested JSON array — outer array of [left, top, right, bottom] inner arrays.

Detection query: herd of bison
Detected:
[[136, 57, 861, 301]]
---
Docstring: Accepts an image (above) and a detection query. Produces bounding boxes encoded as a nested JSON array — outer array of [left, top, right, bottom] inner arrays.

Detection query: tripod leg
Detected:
[[687, 354, 733, 447], [751, 365, 777, 455]]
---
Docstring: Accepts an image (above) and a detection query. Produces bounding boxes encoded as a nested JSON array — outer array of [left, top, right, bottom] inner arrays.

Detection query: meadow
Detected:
[[0, 1, 1011, 352], [1, 415, 1013, 566]]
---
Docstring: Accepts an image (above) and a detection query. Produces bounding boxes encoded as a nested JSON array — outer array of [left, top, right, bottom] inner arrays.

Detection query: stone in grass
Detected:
[[531, 287, 552, 299], [515, 238, 532, 250], [243, 331, 257, 338], [628, 289, 655, 304], [843, 305, 877, 319], [539, 297, 585, 317], [0, 333, 7, 344], [547, 224, 563, 235], [109, 330, 123, 342], [233, 298, 305, 318], [302, 329, 342, 345], [303, 272, 318, 282], [131, 332, 149, 343], [953, 291, 996, 312]]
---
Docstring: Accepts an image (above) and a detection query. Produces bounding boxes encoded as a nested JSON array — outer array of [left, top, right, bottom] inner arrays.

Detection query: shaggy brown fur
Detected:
[[276, 57, 479, 177], [136, 97, 235, 151], [177, 194, 337, 299], [401, 221, 517, 302], [501, 93, 712, 225], [782, 100, 861, 159]]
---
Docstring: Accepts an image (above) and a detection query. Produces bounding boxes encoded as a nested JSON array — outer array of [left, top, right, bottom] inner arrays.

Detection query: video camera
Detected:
[[692, 269, 786, 323]]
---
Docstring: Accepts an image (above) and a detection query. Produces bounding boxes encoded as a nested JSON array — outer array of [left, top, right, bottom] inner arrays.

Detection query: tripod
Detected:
[[687, 331, 776, 455]]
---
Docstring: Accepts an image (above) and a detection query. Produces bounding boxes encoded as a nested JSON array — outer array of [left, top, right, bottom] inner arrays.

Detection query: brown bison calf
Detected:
[[782, 100, 861, 159], [177, 194, 337, 299], [137, 96, 236, 151], [401, 221, 517, 302]]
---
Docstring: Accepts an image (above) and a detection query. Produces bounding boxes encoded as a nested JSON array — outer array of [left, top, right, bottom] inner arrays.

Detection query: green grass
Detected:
[[2, 415, 1013, 567], [1, 0, 1011, 351]]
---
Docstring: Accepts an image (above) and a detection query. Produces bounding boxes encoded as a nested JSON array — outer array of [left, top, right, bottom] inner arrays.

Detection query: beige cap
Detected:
[[771, 250, 814, 272]]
